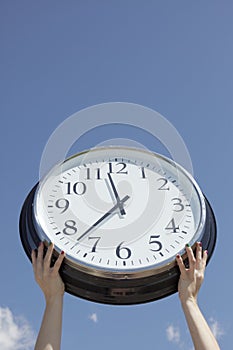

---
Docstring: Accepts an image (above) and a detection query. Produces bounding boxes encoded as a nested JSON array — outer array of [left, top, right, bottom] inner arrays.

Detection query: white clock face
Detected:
[[34, 147, 206, 277]]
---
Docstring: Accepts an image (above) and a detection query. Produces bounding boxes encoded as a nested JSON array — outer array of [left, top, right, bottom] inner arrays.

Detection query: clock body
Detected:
[[19, 147, 216, 305]]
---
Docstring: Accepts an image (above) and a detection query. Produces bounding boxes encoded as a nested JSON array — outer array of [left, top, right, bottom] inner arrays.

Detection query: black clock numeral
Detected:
[[116, 162, 128, 174], [116, 241, 132, 259], [63, 220, 77, 235], [88, 236, 101, 253], [108, 162, 128, 174], [157, 178, 170, 190], [140, 166, 146, 178], [86, 168, 101, 180], [149, 235, 162, 252], [55, 198, 69, 213], [165, 218, 179, 233], [86, 168, 91, 180], [96, 168, 101, 180], [66, 182, 86, 195], [172, 197, 184, 212]]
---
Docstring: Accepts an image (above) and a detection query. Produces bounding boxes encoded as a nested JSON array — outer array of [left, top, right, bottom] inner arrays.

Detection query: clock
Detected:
[[19, 146, 216, 305]]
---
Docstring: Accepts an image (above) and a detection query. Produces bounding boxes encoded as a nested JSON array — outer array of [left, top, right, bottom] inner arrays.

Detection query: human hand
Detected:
[[31, 242, 65, 303], [176, 242, 208, 305]]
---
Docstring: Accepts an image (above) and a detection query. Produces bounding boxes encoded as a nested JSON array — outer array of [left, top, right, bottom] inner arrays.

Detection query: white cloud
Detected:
[[88, 313, 98, 323], [166, 317, 225, 350], [166, 324, 181, 344], [209, 317, 225, 340], [0, 306, 35, 350], [166, 324, 190, 349]]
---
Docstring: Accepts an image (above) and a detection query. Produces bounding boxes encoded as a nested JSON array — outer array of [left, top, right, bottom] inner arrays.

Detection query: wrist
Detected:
[[180, 296, 198, 309], [45, 293, 64, 306]]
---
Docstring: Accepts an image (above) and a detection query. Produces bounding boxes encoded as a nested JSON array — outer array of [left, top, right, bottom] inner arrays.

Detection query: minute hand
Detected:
[[77, 195, 130, 241], [107, 173, 126, 215]]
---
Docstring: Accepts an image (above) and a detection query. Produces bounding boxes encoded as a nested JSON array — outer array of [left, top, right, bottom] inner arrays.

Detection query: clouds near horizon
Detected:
[[0, 307, 35, 350], [166, 316, 224, 349]]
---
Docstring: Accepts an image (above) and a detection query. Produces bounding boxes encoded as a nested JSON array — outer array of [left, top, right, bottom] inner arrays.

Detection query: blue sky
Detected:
[[1, 1, 232, 349]]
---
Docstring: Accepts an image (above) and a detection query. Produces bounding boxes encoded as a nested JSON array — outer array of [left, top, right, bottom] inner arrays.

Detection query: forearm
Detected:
[[34, 296, 63, 350], [181, 298, 220, 350]]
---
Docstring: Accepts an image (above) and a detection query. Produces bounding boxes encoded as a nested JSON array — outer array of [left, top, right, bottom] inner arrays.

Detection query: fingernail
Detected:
[[176, 254, 180, 259], [61, 250, 65, 255], [39, 241, 43, 247], [186, 243, 190, 248], [198, 241, 202, 247], [205, 250, 208, 255]]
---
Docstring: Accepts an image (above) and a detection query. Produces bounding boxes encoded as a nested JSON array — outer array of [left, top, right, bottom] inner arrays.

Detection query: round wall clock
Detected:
[[19, 147, 216, 305]]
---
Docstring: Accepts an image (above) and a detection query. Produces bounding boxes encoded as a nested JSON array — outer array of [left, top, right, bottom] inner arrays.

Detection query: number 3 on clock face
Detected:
[[20, 146, 216, 304]]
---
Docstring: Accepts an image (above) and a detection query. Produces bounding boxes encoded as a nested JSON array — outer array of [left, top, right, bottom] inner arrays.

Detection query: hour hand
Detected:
[[107, 173, 126, 216], [76, 194, 130, 242]]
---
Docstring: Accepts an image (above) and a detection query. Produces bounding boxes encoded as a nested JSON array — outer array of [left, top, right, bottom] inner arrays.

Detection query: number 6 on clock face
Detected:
[[20, 146, 217, 304]]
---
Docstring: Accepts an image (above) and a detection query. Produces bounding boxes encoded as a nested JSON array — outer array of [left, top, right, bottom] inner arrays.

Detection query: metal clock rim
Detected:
[[33, 146, 206, 278]]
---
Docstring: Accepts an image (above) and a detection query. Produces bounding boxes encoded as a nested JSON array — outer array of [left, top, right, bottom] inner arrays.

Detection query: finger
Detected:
[[31, 250, 37, 276], [44, 242, 54, 269], [186, 244, 196, 268], [53, 251, 65, 274], [195, 242, 202, 263], [176, 254, 186, 274], [31, 249, 36, 266], [203, 249, 208, 266], [36, 242, 44, 276], [37, 241, 44, 261]]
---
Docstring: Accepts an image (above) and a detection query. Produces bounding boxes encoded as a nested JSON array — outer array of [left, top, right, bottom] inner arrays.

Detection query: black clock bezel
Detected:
[[19, 182, 216, 305]]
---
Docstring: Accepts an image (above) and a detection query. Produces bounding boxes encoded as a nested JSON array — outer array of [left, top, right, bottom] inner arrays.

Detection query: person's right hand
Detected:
[[176, 242, 208, 304], [31, 242, 65, 302]]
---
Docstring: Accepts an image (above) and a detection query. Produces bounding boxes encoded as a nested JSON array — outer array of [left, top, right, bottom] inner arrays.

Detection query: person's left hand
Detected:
[[176, 242, 208, 304]]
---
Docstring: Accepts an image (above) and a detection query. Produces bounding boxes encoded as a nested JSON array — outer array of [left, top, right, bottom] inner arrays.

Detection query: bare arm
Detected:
[[176, 242, 220, 350], [31, 242, 65, 350]]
